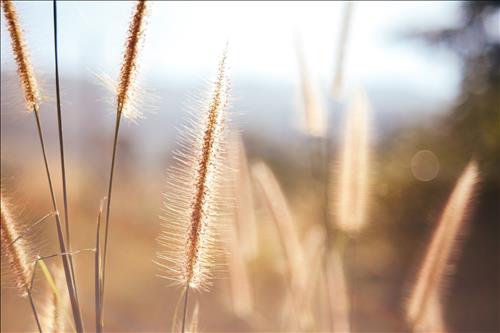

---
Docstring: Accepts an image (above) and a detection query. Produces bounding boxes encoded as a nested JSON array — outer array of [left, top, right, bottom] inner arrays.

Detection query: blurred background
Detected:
[[1, 1, 498, 332]]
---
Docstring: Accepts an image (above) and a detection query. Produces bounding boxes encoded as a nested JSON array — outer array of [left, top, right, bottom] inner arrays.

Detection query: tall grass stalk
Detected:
[[101, 0, 148, 323], [0, 1, 83, 330], [51, 1, 82, 325]]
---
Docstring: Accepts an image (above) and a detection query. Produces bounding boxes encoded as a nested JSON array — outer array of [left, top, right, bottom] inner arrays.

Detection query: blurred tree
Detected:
[[400, 3, 500, 332], [408, 1, 500, 182]]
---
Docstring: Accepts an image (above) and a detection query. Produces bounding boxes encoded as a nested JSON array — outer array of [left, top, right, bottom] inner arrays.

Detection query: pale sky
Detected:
[[0, 0, 467, 124]]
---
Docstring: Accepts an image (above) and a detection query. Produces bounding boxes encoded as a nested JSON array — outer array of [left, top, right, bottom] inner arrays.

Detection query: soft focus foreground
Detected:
[[1, 1, 499, 332]]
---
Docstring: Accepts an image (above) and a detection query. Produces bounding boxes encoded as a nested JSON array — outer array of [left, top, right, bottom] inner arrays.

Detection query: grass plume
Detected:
[[116, 0, 148, 121], [331, 2, 354, 99], [406, 161, 479, 332], [157, 48, 230, 292], [1, 0, 40, 112], [333, 88, 371, 233], [1, 191, 42, 331], [1, 192, 32, 294]]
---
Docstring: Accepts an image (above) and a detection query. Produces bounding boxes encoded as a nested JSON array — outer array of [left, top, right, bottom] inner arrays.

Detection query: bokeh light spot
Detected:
[[411, 150, 440, 181]]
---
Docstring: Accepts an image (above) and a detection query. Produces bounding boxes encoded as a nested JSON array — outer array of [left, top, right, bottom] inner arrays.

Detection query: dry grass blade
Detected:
[[252, 162, 306, 290], [233, 134, 259, 259], [290, 225, 325, 330], [95, 197, 106, 333], [226, 217, 254, 318], [326, 250, 351, 333], [333, 88, 371, 233], [252, 161, 313, 330], [41, 266, 69, 333], [406, 161, 479, 332], [0, 0, 40, 112], [157, 47, 230, 291]]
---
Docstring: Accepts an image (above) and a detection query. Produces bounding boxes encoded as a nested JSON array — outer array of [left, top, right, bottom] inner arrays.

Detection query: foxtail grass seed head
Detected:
[[157, 48, 230, 291], [406, 161, 479, 332], [333, 88, 371, 233], [1, 0, 41, 112], [116, 0, 148, 121], [295, 38, 327, 137], [331, 2, 354, 99], [1, 193, 32, 295]]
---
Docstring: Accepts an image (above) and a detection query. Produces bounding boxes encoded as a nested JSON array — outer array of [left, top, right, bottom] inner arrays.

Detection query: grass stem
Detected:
[[33, 109, 84, 333], [181, 284, 190, 333], [27, 288, 42, 333], [101, 110, 122, 322]]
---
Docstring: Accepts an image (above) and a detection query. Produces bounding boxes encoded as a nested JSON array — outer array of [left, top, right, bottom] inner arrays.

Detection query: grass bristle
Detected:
[[157, 48, 230, 291]]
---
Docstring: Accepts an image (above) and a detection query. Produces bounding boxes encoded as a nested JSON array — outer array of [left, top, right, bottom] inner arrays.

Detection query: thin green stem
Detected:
[[33, 109, 84, 333], [180, 284, 190, 333], [27, 288, 42, 333]]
